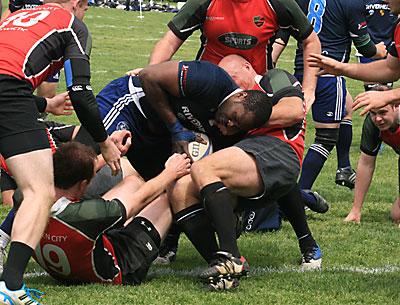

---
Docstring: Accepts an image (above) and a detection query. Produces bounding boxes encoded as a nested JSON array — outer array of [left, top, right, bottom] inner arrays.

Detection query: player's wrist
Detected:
[[167, 121, 195, 142]]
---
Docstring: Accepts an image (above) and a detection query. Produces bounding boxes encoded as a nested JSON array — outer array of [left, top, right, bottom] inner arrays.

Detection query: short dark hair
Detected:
[[242, 90, 273, 128], [53, 142, 97, 189]]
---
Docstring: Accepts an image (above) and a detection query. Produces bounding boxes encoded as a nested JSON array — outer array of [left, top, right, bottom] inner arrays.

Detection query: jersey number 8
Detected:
[[307, 0, 326, 34]]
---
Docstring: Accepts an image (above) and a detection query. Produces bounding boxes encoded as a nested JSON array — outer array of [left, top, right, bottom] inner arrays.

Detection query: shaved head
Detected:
[[218, 55, 258, 90]]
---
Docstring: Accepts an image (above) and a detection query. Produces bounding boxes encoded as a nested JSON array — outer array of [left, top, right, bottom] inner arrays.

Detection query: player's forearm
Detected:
[[301, 32, 320, 99], [149, 30, 184, 65], [352, 156, 376, 212], [265, 97, 304, 127], [340, 59, 400, 83], [130, 169, 176, 214], [69, 90, 108, 143]]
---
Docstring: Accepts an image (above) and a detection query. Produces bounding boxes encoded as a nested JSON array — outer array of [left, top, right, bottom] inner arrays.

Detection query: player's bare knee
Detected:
[[190, 160, 217, 187], [167, 175, 193, 213]]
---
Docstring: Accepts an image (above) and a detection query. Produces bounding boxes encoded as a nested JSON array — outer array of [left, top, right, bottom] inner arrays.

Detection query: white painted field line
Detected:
[[25, 264, 400, 279]]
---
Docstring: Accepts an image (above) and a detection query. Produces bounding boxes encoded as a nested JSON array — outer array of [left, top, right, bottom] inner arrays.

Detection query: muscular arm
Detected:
[[345, 153, 376, 222], [301, 31, 321, 109], [264, 97, 304, 127], [149, 30, 185, 65], [138, 61, 181, 126], [104, 154, 191, 218], [341, 54, 400, 83]]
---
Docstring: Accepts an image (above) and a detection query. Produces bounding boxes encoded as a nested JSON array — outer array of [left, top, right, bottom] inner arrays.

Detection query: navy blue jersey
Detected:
[[363, 1, 397, 47], [9, 0, 43, 12], [294, 0, 370, 73], [97, 62, 241, 179], [140, 61, 241, 135]]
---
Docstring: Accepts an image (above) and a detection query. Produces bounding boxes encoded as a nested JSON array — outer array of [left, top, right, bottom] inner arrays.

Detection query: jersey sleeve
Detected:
[[270, 0, 313, 41], [345, 0, 375, 54], [63, 17, 107, 143], [56, 198, 127, 240], [259, 69, 303, 105], [360, 114, 382, 156], [167, 0, 210, 41], [178, 61, 239, 103]]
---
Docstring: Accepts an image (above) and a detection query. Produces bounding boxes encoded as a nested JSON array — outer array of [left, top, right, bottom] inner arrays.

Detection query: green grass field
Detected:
[[1, 6, 400, 305]]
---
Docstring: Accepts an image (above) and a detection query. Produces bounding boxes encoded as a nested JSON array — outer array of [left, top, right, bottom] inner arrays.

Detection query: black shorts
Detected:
[[105, 216, 161, 285], [0, 169, 17, 192], [0, 75, 50, 158], [234, 135, 300, 206]]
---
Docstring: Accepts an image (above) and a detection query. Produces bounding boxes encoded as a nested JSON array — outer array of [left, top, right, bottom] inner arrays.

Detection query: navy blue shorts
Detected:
[[296, 74, 346, 123]]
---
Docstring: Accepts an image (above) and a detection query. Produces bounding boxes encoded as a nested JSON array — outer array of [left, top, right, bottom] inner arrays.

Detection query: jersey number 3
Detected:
[[307, 0, 326, 34], [0, 10, 50, 28]]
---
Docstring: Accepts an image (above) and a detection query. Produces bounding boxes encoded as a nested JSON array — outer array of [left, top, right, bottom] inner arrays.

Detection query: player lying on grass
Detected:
[[166, 55, 323, 291], [344, 85, 400, 224], [8, 142, 190, 293], [0, 122, 134, 275]]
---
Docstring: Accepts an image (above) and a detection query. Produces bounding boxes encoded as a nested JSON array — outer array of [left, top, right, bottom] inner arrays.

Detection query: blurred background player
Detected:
[[357, 0, 397, 92]]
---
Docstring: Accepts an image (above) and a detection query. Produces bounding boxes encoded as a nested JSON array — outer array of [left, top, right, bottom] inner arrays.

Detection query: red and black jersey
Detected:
[[0, 4, 89, 89], [33, 196, 126, 284], [0, 4, 108, 143], [360, 114, 400, 156], [168, 0, 312, 74], [247, 69, 306, 164]]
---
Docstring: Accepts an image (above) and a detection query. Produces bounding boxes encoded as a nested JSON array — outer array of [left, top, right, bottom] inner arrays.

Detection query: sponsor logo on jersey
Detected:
[[218, 33, 258, 50], [145, 242, 153, 251], [253, 16, 265, 28], [116, 121, 129, 131], [180, 106, 206, 133], [71, 85, 83, 91], [365, 3, 390, 11]]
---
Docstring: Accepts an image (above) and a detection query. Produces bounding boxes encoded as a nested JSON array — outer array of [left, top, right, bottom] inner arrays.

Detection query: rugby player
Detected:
[[0, 0, 121, 303], [168, 54, 323, 291], [278, 0, 387, 205], [344, 86, 400, 224], [357, 0, 397, 92], [132, 0, 321, 109], [1, 0, 65, 103], [308, 0, 400, 113], [12, 142, 190, 288], [98, 60, 272, 181]]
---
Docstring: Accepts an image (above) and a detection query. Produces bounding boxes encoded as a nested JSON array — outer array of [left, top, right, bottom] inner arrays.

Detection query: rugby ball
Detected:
[[188, 133, 213, 162]]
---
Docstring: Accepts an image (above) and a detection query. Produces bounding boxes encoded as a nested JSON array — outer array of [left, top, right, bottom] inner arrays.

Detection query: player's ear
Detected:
[[78, 179, 90, 194]]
